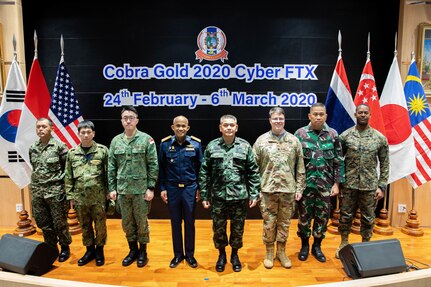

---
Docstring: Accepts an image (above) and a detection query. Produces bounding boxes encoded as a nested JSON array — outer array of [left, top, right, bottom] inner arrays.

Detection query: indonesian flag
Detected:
[[354, 58, 386, 136], [15, 56, 52, 166], [380, 55, 416, 183]]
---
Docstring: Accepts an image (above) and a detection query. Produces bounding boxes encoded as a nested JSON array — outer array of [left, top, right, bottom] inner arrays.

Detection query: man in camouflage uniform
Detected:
[[199, 114, 260, 273], [294, 103, 344, 263], [159, 115, 203, 269], [253, 107, 305, 269], [65, 120, 109, 266], [108, 106, 159, 268], [335, 104, 389, 259], [29, 118, 72, 262]]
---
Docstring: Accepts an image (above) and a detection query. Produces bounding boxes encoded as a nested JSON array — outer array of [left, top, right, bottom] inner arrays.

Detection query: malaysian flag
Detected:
[[404, 59, 431, 188], [48, 56, 83, 148]]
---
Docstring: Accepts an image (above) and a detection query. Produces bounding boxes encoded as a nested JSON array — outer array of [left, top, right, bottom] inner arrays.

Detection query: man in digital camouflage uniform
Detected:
[[199, 114, 260, 273], [253, 107, 305, 269], [65, 120, 109, 266], [29, 118, 72, 262], [108, 106, 159, 268], [335, 104, 389, 259], [294, 103, 344, 263]]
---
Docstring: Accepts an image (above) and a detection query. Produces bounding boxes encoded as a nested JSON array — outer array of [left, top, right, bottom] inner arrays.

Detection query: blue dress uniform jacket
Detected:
[[158, 135, 203, 258]]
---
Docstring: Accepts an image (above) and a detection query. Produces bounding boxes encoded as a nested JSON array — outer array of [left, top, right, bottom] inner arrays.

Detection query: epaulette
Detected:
[[161, 135, 171, 142], [191, 135, 201, 142]]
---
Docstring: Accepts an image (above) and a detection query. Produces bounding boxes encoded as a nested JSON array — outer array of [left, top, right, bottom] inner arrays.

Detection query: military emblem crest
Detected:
[[195, 26, 228, 62]]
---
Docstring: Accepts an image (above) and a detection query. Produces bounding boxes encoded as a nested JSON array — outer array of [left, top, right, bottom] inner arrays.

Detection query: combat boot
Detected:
[[298, 237, 309, 261], [95, 246, 105, 266], [78, 245, 96, 266], [122, 241, 138, 266], [215, 248, 227, 272], [276, 241, 291, 268], [335, 233, 349, 259], [311, 237, 326, 262], [58, 245, 70, 262], [263, 243, 274, 269], [230, 248, 242, 272], [137, 243, 148, 267]]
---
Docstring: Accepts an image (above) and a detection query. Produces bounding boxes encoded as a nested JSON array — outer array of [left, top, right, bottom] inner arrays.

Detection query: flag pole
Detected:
[[10, 34, 35, 236], [327, 30, 343, 235], [401, 50, 424, 237]]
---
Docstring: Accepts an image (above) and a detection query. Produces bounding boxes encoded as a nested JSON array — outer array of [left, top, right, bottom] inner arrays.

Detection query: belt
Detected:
[[167, 181, 195, 188]]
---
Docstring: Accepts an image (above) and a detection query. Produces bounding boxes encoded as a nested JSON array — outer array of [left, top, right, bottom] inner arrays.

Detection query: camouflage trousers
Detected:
[[118, 194, 151, 244], [76, 203, 107, 247], [260, 192, 295, 244], [32, 195, 72, 248], [338, 188, 377, 240], [297, 187, 331, 239], [210, 199, 247, 249]]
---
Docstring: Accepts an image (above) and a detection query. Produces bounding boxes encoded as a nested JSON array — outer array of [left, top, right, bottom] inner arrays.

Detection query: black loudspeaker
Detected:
[[339, 238, 407, 279], [0, 234, 59, 276]]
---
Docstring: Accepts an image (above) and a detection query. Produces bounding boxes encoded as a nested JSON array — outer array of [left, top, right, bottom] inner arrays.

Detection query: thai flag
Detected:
[[325, 54, 356, 135]]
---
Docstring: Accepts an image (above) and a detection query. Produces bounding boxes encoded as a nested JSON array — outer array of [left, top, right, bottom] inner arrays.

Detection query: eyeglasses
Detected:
[[121, 116, 137, 121], [270, 117, 285, 122]]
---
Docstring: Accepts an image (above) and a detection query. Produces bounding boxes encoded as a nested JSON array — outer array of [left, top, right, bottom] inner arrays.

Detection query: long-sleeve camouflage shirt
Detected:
[[339, 126, 389, 191], [29, 137, 68, 199], [294, 123, 345, 196], [199, 137, 260, 201], [253, 131, 306, 194], [65, 141, 109, 206], [108, 130, 159, 195]]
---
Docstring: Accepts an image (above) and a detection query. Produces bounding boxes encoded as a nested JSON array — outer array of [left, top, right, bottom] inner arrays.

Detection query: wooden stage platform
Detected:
[[0, 219, 431, 287]]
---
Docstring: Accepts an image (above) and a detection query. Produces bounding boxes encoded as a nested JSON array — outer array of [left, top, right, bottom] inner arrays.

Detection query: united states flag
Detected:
[[48, 57, 83, 148]]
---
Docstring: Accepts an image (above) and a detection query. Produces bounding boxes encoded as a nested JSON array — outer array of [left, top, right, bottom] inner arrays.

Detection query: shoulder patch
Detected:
[[161, 135, 171, 142], [191, 135, 201, 142]]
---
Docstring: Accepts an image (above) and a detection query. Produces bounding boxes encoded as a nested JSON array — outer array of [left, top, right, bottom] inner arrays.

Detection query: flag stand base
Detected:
[[13, 210, 36, 237], [373, 208, 393, 235], [327, 209, 340, 235], [67, 208, 82, 235], [401, 209, 424, 237]]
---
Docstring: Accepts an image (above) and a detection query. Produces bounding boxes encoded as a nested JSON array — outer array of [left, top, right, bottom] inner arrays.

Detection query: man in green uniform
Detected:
[[253, 107, 306, 269], [29, 118, 72, 262], [108, 106, 159, 268], [294, 103, 344, 263], [199, 114, 260, 273], [336, 104, 389, 259], [65, 120, 109, 266]]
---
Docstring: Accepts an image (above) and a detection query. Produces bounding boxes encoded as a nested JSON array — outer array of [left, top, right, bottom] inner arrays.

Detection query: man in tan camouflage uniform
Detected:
[[108, 106, 159, 268], [65, 120, 109, 266], [253, 107, 306, 269], [29, 118, 72, 262], [335, 104, 389, 259], [199, 114, 260, 273], [294, 103, 344, 263]]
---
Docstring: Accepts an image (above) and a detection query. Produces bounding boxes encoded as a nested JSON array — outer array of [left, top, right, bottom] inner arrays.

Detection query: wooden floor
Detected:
[[1, 219, 431, 287]]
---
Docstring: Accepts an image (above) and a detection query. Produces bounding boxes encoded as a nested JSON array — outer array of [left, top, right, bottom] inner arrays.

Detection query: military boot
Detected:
[[137, 243, 148, 267], [230, 248, 242, 272], [276, 241, 291, 268], [95, 246, 105, 266], [298, 237, 309, 261], [335, 233, 349, 259], [215, 248, 227, 272], [263, 243, 274, 269], [78, 245, 96, 266], [311, 237, 326, 262], [122, 241, 138, 266], [58, 245, 70, 262]]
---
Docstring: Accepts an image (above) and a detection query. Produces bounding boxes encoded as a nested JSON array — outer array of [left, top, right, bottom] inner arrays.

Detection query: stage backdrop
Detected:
[[22, 0, 399, 219]]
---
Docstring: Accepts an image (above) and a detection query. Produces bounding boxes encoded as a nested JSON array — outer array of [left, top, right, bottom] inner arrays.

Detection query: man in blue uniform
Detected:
[[159, 115, 203, 268]]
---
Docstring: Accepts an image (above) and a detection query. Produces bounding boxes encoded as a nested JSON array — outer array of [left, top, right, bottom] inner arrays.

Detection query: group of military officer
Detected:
[[28, 103, 388, 271]]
